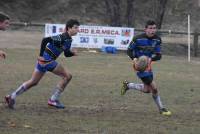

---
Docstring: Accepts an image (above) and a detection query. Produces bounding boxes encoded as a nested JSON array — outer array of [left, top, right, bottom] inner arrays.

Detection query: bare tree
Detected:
[[26, 0, 47, 22], [103, 0, 121, 26], [155, 0, 168, 29], [125, 0, 135, 27], [198, 0, 200, 7]]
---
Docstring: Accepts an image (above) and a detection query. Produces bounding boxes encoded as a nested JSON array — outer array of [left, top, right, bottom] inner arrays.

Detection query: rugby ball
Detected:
[[133, 56, 149, 72]]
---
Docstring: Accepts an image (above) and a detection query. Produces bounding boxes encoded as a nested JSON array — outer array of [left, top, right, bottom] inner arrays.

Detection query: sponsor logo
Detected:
[[91, 29, 120, 35], [59, 27, 64, 33], [52, 25, 56, 33], [104, 38, 114, 45], [80, 37, 89, 43], [93, 38, 98, 44], [121, 39, 130, 45], [121, 29, 131, 37]]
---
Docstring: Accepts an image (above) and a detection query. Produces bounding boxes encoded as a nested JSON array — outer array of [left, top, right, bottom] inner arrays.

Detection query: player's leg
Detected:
[[121, 80, 146, 95], [52, 64, 72, 90], [5, 69, 45, 109], [48, 63, 72, 108], [5, 60, 47, 109], [149, 81, 171, 115], [121, 75, 152, 95], [149, 81, 163, 109], [140, 75, 165, 110], [121, 80, 130, 95]]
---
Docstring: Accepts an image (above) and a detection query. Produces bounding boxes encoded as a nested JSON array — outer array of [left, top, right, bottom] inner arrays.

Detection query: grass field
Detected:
[[0, 49, 200, 134]]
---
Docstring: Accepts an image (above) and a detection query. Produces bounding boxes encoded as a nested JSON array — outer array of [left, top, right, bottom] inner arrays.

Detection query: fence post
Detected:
[[193, 30, 199, 57]]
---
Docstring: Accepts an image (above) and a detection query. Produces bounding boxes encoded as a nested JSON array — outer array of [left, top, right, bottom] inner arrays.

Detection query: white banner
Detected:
[[45, 24, 134, 50]]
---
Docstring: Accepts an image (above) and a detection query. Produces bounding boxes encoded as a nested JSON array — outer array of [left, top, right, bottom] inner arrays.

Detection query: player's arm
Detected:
[[0, 50, 6, 59], [64, 48, 77, 57], [152, 53, 162, 61], [127, 38, 136, 60], [152, 37, 162, 61], [39, 37, 52, 56]]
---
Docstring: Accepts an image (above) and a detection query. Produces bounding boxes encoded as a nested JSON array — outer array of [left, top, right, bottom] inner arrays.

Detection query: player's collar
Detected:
[[62, 32, 72, 40]]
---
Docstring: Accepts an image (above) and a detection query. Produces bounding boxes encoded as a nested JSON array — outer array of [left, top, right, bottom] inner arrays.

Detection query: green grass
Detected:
[[0, 49, 200, 134]]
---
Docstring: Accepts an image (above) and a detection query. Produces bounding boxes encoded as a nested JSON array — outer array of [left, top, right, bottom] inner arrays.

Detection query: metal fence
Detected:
[[11, 22, 200, 57]]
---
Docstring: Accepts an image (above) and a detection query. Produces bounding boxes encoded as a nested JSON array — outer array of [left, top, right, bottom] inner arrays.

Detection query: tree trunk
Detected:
[[125, 0, 135, 27], [155, 0, 168, 29], [112, 0, 121, 26], [103, 0, 121, 26], [104, 0, 113, 25]]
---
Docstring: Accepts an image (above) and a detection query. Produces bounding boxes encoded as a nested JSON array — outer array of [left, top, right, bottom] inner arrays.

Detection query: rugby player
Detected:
[[0, 12, 10, 59], [5, 19, 79, 109], [121, 20, 171, 116]]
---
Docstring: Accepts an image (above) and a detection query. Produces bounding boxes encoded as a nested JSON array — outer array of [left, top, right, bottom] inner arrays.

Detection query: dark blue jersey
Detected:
[[127, 33, 162, 78], [39, 32, 74, 61], [127, 33, 161, 60]]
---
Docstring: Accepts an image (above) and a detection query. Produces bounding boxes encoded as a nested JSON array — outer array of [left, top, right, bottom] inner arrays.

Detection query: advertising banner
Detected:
[[45, 24, 134, 50]]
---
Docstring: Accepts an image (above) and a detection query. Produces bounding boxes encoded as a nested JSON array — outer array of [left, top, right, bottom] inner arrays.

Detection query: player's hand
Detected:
[[0, 50, 6, 59], [133, 58, 138, 64], [132, 58, 138, 71], [148, 57, 153, 65], [71, 48, 78, 56]]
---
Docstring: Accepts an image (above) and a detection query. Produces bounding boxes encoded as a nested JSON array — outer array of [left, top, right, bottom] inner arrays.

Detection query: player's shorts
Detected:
[[135, 60, 153, 79], [136, 70, 153, 78], [35, 59, 58, 73], [140, 75, 153, 85]]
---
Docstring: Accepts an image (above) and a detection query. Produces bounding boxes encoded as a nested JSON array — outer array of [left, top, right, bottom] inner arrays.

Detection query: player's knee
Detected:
[[26, 80, 39, 88], [68, 73, 72, 81], [152, 88, 158, 94], [143, 89, 151, 93], [31, 81, 39, 87], [143, 86, 151, 93], [63, 73, 72, 83]]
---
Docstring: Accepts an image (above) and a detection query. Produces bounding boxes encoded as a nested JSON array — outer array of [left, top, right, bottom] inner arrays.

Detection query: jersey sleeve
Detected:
[[51, 35, 63, 46], [39, 37, 52, 56], [154, 37, 162, 53], [152, 37, 162, 61], [64, 49, 74, 57], [127, 37, 137, 60]]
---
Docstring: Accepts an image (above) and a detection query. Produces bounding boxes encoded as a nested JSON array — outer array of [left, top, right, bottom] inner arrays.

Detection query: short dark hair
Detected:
[[66, 19, 79, 30], [0, 12, 10, 22], [145, 20, 156, 28]]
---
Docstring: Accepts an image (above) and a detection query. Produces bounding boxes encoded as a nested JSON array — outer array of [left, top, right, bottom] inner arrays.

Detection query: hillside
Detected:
[[0, 0, 200, 31]]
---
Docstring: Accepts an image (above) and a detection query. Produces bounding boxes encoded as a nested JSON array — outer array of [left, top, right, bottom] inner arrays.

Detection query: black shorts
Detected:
[[141, 75, 153, 85]]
